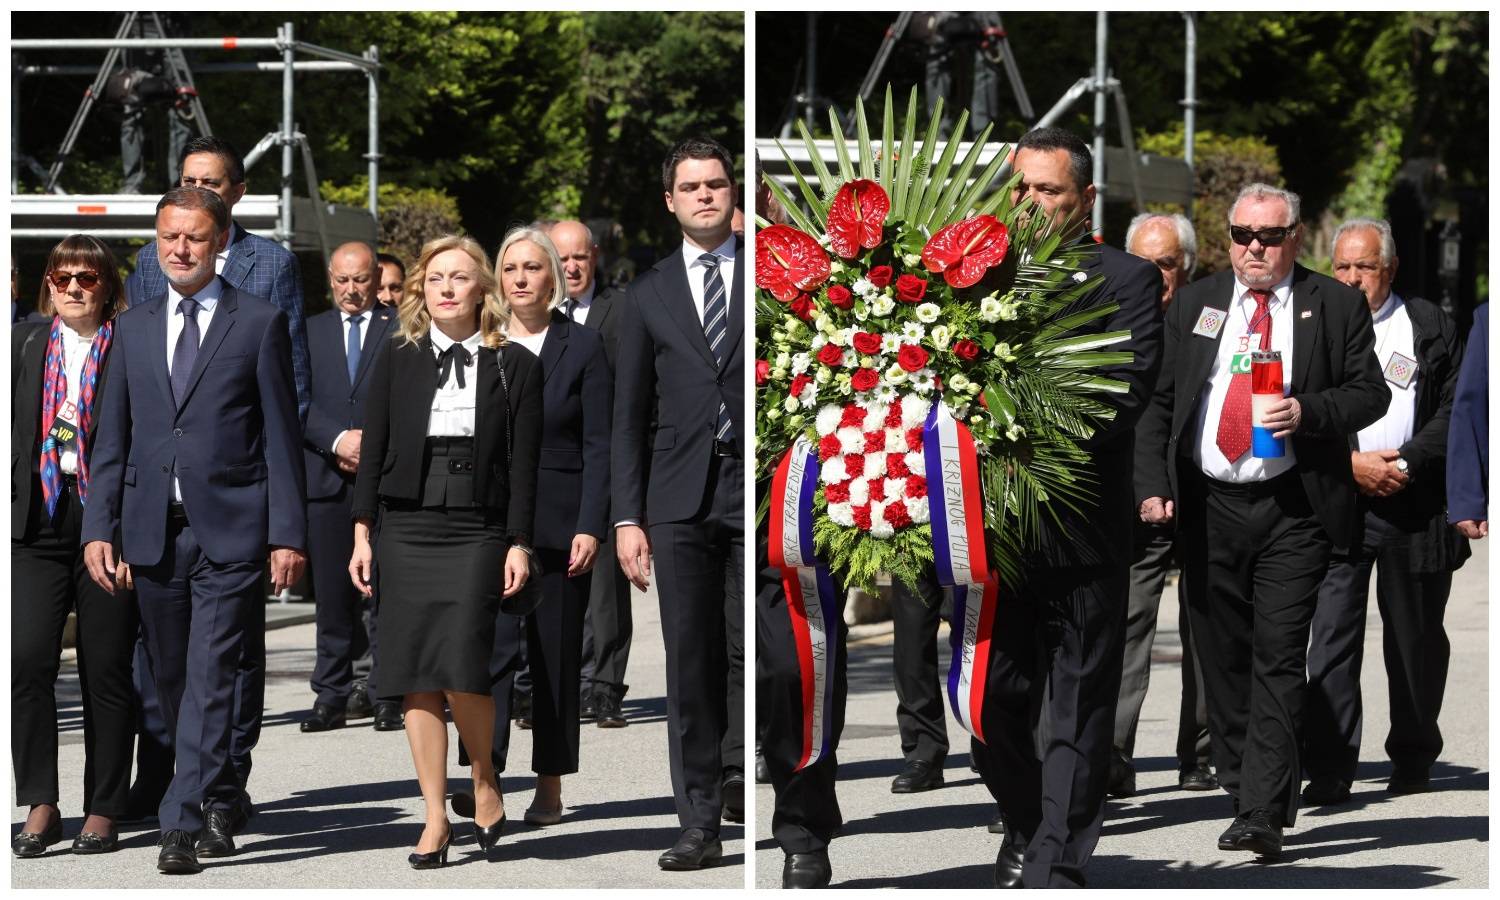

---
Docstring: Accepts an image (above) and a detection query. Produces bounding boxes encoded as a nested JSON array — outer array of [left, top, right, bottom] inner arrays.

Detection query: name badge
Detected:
[[1228, 352, 1252, 375], [1192, 308, 1227, 339], [1384, 351, 1418, 389], [47, 401, 80, 450]]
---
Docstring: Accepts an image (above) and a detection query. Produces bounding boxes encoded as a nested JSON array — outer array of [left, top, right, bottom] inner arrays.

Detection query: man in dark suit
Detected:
[[1136, 183, 1389, 859], [122, 135, 310, 825], [550, 218, 635, 728], [613, 137, 744, 870], [82, 185, 307, 874], [973, 128, 1163, 888], [1302, 218, 1469, 804], [1447, 304, 1487, 538], [298, 242, 400, 733]]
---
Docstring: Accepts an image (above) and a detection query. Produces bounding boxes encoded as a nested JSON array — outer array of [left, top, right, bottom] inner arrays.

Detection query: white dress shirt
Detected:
[[165, 278, 224, 500], [426, 328, 483, 437], [56, 320, 97, 475], [680, 234, 738, 325], [330, 308, 374, 455], [1191, 271, 1298, 482], [565, 284, 595, 325], [1357, 293, 1418, 452]]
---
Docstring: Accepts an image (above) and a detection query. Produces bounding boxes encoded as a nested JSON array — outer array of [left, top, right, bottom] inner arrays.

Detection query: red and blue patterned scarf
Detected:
[[39, 316, 113, 518]]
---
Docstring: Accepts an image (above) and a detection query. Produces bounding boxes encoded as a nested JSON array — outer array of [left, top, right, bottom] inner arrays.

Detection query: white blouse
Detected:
[[57, 320, 98, 475], [426, 328, 483, 437], [509, 328, 547, 358]]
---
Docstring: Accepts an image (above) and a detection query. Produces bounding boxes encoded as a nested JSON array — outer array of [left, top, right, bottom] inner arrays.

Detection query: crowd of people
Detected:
[[11, 134, 747, 875], [756, 127, 1488, 888]]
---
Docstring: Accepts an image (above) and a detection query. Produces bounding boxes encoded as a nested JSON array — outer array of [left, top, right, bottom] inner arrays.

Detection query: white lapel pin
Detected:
[[1071, 271, 1088, 283], [1300, 310, 1312, 318]]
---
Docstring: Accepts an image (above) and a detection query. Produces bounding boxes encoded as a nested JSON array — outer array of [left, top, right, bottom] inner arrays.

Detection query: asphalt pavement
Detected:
[[755, 538, 1490, 889]]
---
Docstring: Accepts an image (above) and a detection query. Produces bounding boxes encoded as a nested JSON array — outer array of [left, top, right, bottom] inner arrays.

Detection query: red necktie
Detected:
[[1215, 290, 1272, 462]]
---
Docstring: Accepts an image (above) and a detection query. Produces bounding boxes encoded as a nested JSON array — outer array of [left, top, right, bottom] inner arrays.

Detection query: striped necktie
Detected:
[[699, 253, 734, 443]]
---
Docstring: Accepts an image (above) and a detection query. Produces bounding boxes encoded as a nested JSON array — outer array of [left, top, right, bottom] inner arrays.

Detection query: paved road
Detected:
[[756, 538, 1490, 889], [12, 582, 746, 889]]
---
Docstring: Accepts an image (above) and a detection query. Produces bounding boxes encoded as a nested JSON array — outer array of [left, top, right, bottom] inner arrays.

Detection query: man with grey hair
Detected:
[[1301, 217, 1469, 805], [1125, 212, 1197, 307], [1134, 183, 1388, 858]]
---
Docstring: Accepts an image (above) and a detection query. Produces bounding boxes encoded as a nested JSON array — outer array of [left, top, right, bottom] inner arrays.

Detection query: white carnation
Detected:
[[864, 451, 888, 480], [821, 456, 848, 484], [852, 278, 874, 297], [907, 494, 930, 524], [791, 352, 811, 375], [862, 401, 889, 424], [827, 501, 855, 527], [848, 477, 869, 506], [884, 477, 909, 503], [870, 504, 895, 539], [815, 404, 843, 436], [837, 426, 864, 455], [914, 302, 941, 324], [901, 394, 931, 428], [884, 428, 908, 453], [905, 450, 925, 473]]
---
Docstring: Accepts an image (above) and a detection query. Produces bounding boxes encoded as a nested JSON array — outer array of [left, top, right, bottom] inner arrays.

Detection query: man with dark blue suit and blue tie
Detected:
[[83, 186, 307, 874], [298, 242, 401, 733]]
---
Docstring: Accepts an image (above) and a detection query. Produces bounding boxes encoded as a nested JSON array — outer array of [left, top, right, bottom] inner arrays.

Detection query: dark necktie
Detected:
[[346, 313, 364, 384], [170, 297, 201, 407], [438, 342, 472, 389], [1215, 289, 1273, 462], [564, 298, 577, 322], [699, 253, 734, 443]]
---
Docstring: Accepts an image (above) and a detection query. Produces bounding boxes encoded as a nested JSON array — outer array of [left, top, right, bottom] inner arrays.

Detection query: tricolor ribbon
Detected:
[[922, 403, 1000, 743], [768, 436, 841, 771]]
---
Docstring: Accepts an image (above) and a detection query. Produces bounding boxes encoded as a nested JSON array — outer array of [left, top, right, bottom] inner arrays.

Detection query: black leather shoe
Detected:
[[300, 702, 347, 733], [373, 701, 404, 731], [1302, 776, 1351, 805], [1179, 766, 1219, 791], [580, 693, 598, 721], [158, 829, 202, 874], [1106, 757, 1136, 798], [1233, 808, 1283, 858], [722, 775, 745, 823], [993, 836, 1025, 888], [211, 792, 253, 835], [988, 812, 1006, 834], [71, 830, 119, 854], [890, 759, 944, 793], [408, 823, 451, 870], [658, 828, 722, 870], [755, 753, 771, 784], [783, 848, 832, 888], [1389, 769, 1431, 794], [347, 681, 374, 719], [595, 692, 627, 728], [514, 693, 533, 729], [196, 809, 236, 858], [1218, 814, 1249, 851], [11, 816, 62, 858]]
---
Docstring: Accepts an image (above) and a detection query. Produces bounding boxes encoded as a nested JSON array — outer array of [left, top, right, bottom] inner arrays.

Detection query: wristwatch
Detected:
[[1394, 457, 1410, 475]]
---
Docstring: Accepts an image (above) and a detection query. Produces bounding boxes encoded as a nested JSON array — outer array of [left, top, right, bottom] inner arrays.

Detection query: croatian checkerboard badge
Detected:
[[1192, 307, 1227, 339], [1383, 351, 1418, 389]]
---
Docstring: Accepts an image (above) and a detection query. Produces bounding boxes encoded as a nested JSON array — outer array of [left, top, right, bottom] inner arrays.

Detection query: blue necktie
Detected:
[[698, 253, 734, 443], [170, 297, 200, 407], [346, 313, 364, 384]]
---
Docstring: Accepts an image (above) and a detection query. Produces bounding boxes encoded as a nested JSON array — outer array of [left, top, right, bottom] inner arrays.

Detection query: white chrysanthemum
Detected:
[[914, 302, 941, 324], [864, 451, 887, 480], [905, 450, 925, 474], [909, 370, 936, 394], [811, 333, 827, 352], [783, 396, 800, 413], [821, 456, 848, 484], [949, 372, 971, 392], [837, 426, 864, 455], [815, 404, 843, 436], [881, 333, 902, 354], [791, 352, 811, 375], [874, 384, 900, 405], [827, 501, 855, 527], [901, 394, 931, 428], [871, 295, 896, 316], [929, 324, 952, 349], [907, 494, 930, 524], [884, 362, 908, 385], [901, 321, 926, 342], [848, 477, 869, 506], [852, 277, 874, 296], [979, 295, 1002, 322]]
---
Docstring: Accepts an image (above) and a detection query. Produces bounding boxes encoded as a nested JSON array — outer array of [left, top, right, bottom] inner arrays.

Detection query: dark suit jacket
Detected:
[[127, 222, 310, 418], [351, 333, 542, 545], [10, 320, 114, 542], [302, 305, 397, 501], [81, 281, 307, 565], [612, 240, 745, 527], [582, 285, 625, 372], [1446, 303, 1488, 525], [532, 310, 612, 550], [1134, 265, 1390, 552]]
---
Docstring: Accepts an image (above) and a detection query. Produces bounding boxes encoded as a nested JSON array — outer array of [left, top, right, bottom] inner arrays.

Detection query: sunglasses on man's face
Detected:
[[49, 271, 101, 290], [1229, 225, 1295, 247]]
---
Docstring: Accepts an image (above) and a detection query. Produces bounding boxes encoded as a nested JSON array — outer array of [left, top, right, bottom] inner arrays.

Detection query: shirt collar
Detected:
[[429, 326, 483, 356], [1371, 291, 1404, 324], [681, 234, 737, 270], [342, 305, 375, 324], [570, 283, 596, 308], [1231, 269, 1293, 308], [167, 276, 224, 311]]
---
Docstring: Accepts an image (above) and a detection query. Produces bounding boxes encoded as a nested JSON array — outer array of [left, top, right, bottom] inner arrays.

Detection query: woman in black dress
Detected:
[[11, 236, 136, 856], [349, 234, 542, 868]]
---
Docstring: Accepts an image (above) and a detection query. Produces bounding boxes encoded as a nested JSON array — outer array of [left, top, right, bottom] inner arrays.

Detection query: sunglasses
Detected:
[[49, 271, 101, 290], [1229, 225, 1296, 247]]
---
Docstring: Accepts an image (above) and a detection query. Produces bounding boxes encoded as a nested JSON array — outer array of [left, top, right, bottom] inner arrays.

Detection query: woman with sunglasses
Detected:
[[11, 235, 136, 857]]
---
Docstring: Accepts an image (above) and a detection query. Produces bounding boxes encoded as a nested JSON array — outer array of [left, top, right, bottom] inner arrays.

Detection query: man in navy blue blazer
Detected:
[[1448, 304, 1488, 540], [83, 186, 306, 874]]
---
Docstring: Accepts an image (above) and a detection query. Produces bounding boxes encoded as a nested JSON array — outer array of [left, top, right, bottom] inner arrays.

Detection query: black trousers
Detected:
[[11, 484, 138, 816], [890, 578, 949, 766], [1180, 471, 1331, 827], [307, 487, 372, 707], [1305, 509, 1452, 782], [580, 531, 633, 701], [972, 562, 1127, 889], [1114, 522, 1211, 771], [652, 454, 744, 834]]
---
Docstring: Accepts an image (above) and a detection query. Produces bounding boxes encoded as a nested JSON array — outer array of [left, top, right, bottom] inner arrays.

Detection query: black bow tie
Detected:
[[437, 343, 472, 389]]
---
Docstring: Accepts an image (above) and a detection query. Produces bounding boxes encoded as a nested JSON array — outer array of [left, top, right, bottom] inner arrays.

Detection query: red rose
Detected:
[[838, 404, 867, 429], [905, 426, 924, 451], [952, 339, 980, 362], [863, 431, 885, 454], [851, 368, 879, 392], [867, 265, 894, 289], [826, 284, 854, 310], [788, 373, 812, 397], [845, 454, 866, 478], [887, 453, 910, 478], [885, 500, 913, 529], [868, 477, 886, 501], [790, 293, 816, 321], [817, 344, 843, 367], [756, 359, 770, 386], [884, 403, 904, 429], [852, 331, 883, 355], [852, 503, 872, 531], [898, 344, 930, 373], [818, 433, 842, 461], [905, 475, 927, 497], [895, 274, 928, 303]]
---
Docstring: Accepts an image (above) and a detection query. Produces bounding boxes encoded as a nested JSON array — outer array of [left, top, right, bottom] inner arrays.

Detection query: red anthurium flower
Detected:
[[921, 214, 1010, 289], [757, 224, 831, 301], [825, 180, 890, 259]]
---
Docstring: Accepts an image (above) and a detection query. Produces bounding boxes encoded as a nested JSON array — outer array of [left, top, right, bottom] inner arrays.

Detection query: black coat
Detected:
[[581, 285, 625, 373], [531, 311, 612, 550], [1134, 265, 1390, 552], [301, 305, 397, 501], [351, 332, 542, 544]]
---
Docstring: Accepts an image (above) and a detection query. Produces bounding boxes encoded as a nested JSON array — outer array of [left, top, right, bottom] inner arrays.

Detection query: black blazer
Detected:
[[531, 310, 612, 550], [1133, 265, 1390, 552], [351, 332, 542, 544], [582, 285, 625, 372], [612, 240, 745, 527], [302, 305, 397, 500], [11, 320, 114, 542]]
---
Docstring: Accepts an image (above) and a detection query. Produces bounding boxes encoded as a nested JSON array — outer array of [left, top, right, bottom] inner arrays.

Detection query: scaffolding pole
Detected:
[[279, 22, 295, 250], [1091, 12, 1107, 237]]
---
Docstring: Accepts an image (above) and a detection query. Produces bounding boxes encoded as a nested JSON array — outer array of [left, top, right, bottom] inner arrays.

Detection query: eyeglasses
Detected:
[[1229, 225, 1296, 247], [48, 271, 101, 290]]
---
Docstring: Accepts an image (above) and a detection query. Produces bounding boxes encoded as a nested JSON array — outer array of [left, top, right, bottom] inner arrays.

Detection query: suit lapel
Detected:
[[175, 288, 238, 414], [220, 223, 254, 290], [352, 308, 394, 389], [148, 295, 175, 411], [1290, 267, 1322, 391], [658, 251, 717, 371], [539, 313, 568, 383], [583, 289, 611, 330]]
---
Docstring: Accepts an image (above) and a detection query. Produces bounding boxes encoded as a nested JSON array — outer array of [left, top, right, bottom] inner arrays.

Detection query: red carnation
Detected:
[[921, 214, 1010, 289], [838, 404, 868, 429], [790, 293, 816, 321], [845, 454, 866, 478], [788, 373, 812, 397], [818, 433, 842, 461], [905, 475, 927, 497], [826, 284, 854, 310], [905, 426, 924, 451], [852, 503, 872, 531], [817, 344, 843, 367], [885, 500, 913, 529], [852, 331, 883, 355], [895, 274, 928, 303], [756, 359, 770, 386], [824, 479, 851, 504], [867, 265, 894, 289], [868, 478, 886, 501], [851, 368, 879, 392], [952, 339, 980, 362], [884, 403, 904, 429], [863, 431, 885, 454], [825, 180, 890, 259], [898, 344, 930, 373], [756, 224, 831, 301], [887, 453, 910, 478]]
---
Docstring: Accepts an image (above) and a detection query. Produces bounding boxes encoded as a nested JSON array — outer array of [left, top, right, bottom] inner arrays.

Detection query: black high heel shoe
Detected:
[[407, 822, 451, 870], [471, 776, 506, 859]]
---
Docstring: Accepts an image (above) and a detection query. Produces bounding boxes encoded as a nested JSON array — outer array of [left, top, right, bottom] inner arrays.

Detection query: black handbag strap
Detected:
[[495, 345, 512, 467]]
